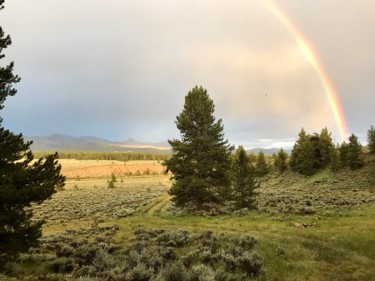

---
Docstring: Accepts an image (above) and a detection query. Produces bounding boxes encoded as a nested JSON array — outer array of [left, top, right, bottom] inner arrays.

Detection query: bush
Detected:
[[46, 257, 75, 273], [237, 235, 257, 251], [155, 261, 191, 281], [190, 264, 215, 281], [125, 263, 153, 281], [237, 251, 263, 277]]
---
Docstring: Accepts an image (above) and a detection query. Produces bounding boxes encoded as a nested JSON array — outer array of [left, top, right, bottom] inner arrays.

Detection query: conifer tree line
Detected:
[[166, 86, 374, 211], [288, 127, 373, 175]]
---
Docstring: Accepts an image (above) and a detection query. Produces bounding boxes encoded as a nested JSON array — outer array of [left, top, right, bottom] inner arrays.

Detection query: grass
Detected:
[[109, 204, 375, 280], [4, 157, 375, 280]]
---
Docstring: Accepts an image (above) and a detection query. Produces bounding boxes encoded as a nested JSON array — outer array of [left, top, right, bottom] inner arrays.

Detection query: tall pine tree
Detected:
[[164, 86, 233, 210], [255, 150, 269, 176], [274, 148, 288, 173], [290, 128, 316, 175], [347, 133, 364, 170], [339, 134, 363, 170], [232, 146, 259, 209], [0, 1, 65, 267]]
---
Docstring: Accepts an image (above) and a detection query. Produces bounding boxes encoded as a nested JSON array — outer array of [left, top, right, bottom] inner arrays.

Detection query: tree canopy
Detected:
[[340, 133, 363, 170], [232, 146, 259, 209], [290, 127, 334, 175], [164, 86, 233, 210], [274, 148, 288, 173]]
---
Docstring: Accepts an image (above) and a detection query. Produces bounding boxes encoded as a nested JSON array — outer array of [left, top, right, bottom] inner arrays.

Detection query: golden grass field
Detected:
[[60, 159, 165, 179]]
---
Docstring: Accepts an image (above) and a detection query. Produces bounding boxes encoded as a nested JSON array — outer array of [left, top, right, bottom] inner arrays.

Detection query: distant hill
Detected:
[[25, 134, 171, 153], [25, 134, 292, 155], [247, 148, 292, 155]]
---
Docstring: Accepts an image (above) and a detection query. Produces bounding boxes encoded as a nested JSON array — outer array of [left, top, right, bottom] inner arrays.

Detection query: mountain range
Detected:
[[25, 134, 290, 155], [25, 134, 171, 153]]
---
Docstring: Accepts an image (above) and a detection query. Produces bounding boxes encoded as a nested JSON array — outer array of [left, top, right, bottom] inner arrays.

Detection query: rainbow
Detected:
[[263, 0, 349, 141]]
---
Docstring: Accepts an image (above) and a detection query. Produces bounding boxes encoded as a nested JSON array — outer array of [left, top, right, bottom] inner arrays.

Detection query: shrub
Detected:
[[56, 243, 74, 258], [190, 264, 215, 281], [125, 263, 153, 281], [46, 257, 75, 273], [237, 235, 257, 251], [237, 251, 263, 277], [155, 261, 191, 281]]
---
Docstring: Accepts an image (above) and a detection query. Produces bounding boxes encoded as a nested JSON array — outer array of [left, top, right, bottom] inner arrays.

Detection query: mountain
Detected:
[[25, 134, 291, 155], [247, 148, 292, 155], [25, 134, 171, 153]]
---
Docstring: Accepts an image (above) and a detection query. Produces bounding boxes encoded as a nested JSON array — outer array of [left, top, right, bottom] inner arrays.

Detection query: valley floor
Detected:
[[2, 159, 375, 280]]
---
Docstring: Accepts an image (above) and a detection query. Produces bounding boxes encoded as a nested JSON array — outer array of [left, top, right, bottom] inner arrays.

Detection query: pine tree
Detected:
[[319, 127, 334, 167], [255, 150, 269, 176], [164, 86, 233, 210], [0, 1, 65, 266], [290, 127, 334, 175], [339, 141, 349, 167], [289, 128, 307, 171], [347, 133, 364, 170], [330, 144, 340, 172], [232, 146, 259, 209], [290, 128, 316, 175], [368, 126, 375, 154], [339, 134, 363, 170], [274, 148, 288, 173]]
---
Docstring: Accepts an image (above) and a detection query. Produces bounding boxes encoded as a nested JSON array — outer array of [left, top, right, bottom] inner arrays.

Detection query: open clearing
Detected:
[[60, 159, 165, 179], [3, 158, 375, 280]]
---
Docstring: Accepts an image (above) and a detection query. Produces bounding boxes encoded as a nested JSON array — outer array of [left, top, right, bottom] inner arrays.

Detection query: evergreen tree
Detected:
[[339, 141, 349, 167], [274, 148, 288, 173], [255, 150, 269, 176], [164, 86, 233, 210], [368, 126, 375, 154], [339, 134, 363, 170], [319, 127, 334, 167], [290, 128, 316, 175], [289, 128, 308, 171], [0, 1, 65, 266], [330, 144, 340, 172], [232, 146, 259, 209], [347, 133, 364, 170], [290, 127, 334, 175], [248, 151, 257, 164]]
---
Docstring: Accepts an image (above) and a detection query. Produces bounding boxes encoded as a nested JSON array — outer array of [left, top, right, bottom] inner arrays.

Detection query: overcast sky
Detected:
[[1, 0, 374, 148]]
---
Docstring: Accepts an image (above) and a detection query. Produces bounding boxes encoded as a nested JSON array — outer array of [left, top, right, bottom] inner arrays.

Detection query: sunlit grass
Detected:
[[18, 157, 375, 280]]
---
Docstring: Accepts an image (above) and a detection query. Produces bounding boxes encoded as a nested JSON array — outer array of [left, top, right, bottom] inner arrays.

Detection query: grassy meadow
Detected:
[[2, 156, 375, 280]]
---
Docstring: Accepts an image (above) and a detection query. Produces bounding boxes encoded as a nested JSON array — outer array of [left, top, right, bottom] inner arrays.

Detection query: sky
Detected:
[[1, 0, 374, 149]]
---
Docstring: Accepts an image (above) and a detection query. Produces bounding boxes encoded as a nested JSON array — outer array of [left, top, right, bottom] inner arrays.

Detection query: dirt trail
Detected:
[[144, 195, 171, 216]]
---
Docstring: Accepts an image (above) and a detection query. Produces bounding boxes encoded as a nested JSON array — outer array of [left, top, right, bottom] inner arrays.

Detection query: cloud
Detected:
[[1, 0, 374, 145]]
